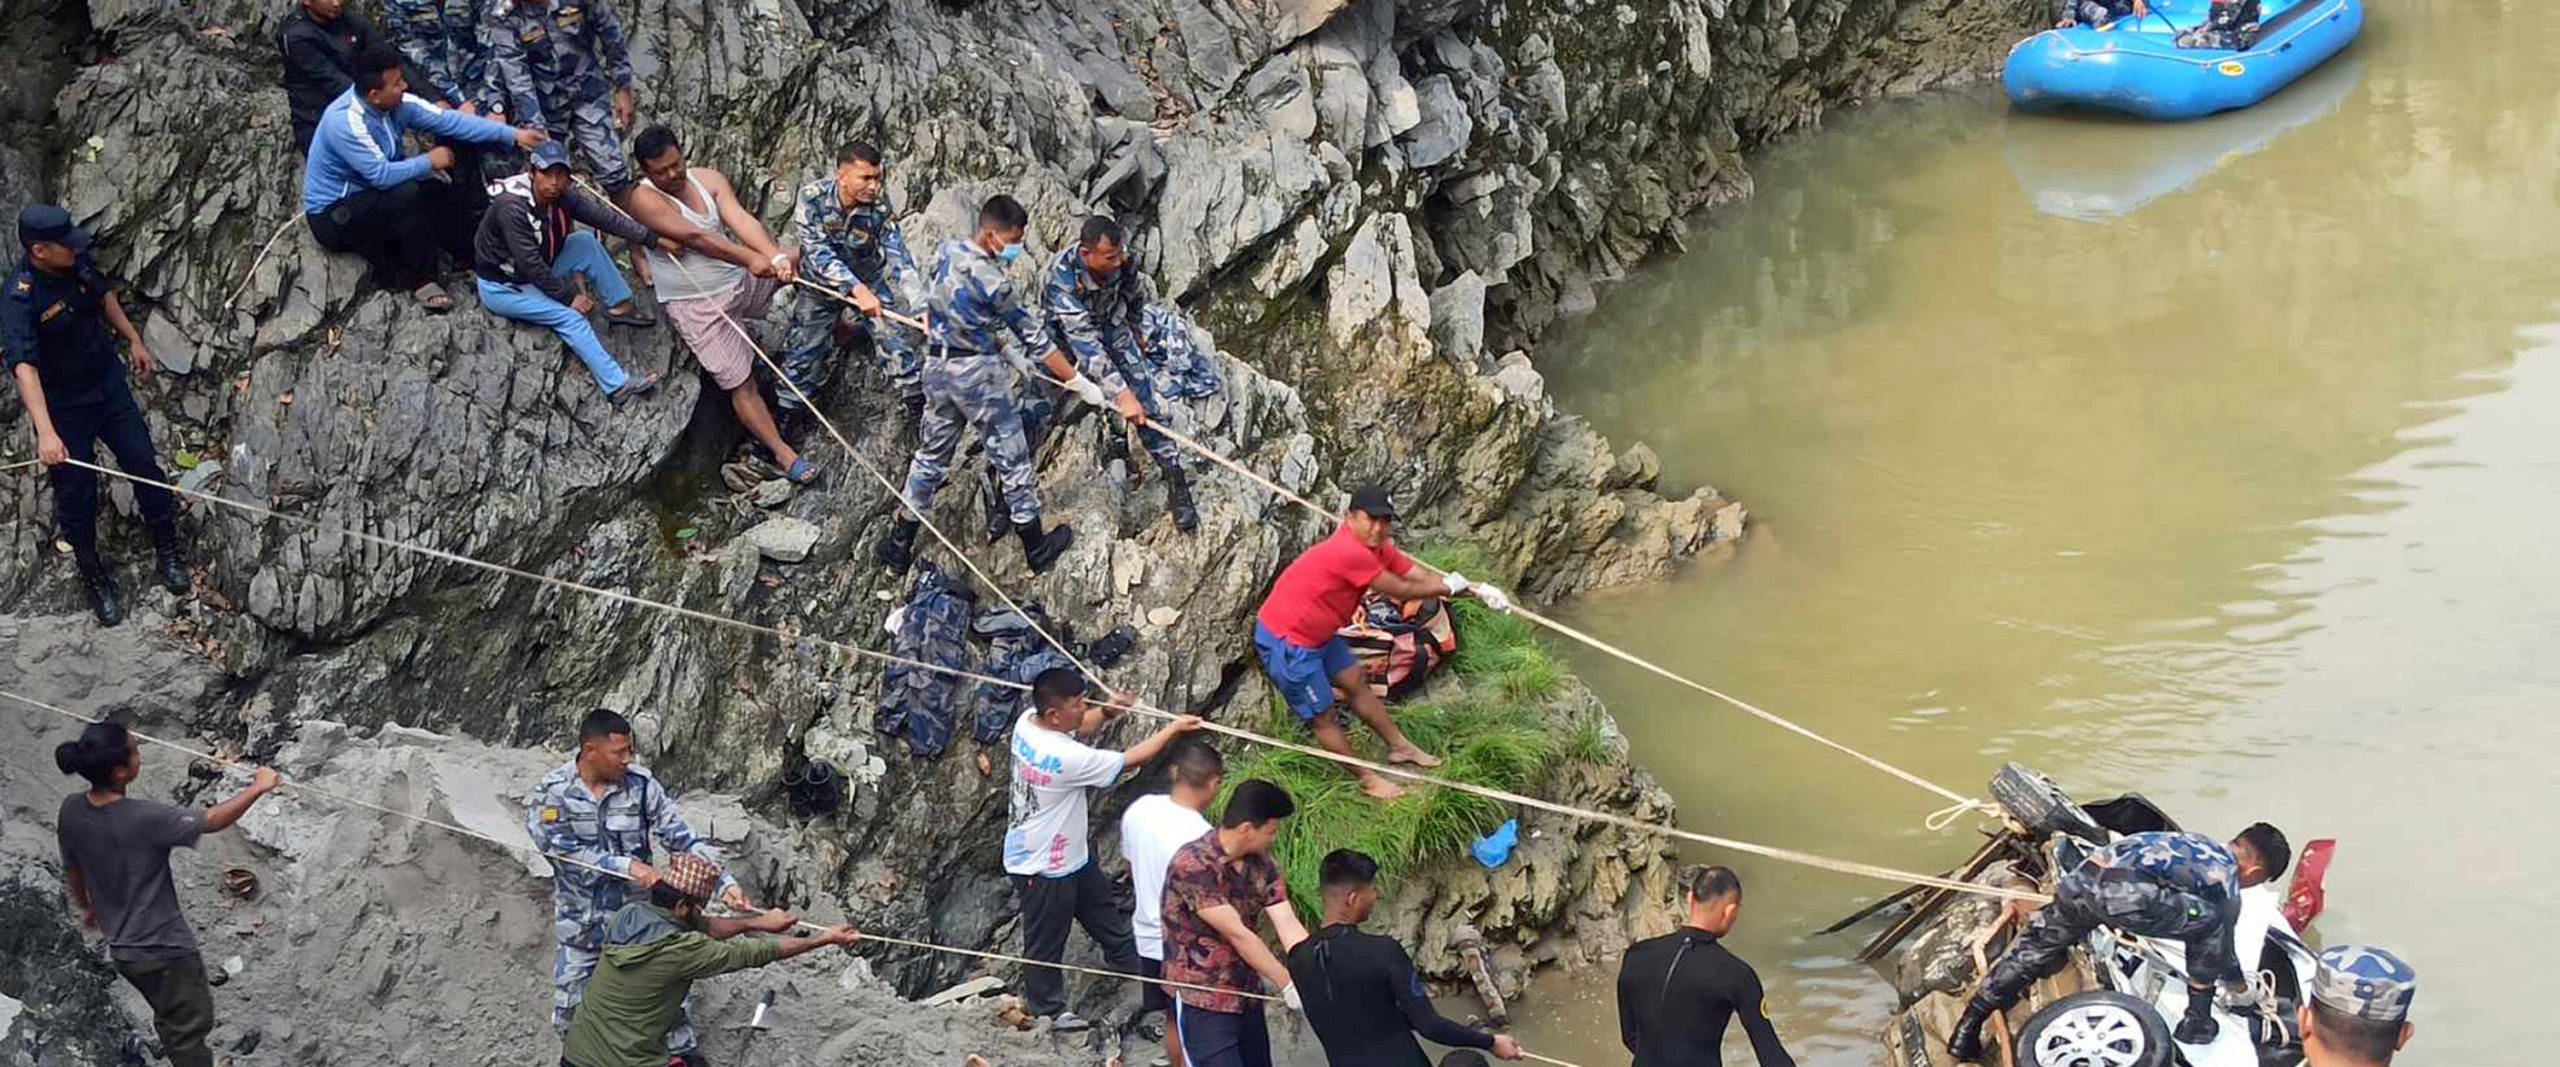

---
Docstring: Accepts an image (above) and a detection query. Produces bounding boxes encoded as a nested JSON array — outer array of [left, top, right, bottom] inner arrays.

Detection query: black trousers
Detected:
[[1014, 864, 1140, 1017], [305, 175, 485, 290], [1175, 1000, 1273, 1067], [48, 377, 177, 570], [115, 952, 215, 1067]]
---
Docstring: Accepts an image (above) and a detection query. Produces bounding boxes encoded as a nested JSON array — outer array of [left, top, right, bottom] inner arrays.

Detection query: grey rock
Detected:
[[742, 517, 824, 563], [1402, 73, 1473, 168]]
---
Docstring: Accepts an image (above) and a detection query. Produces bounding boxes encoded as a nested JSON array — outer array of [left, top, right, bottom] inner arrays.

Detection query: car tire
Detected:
[[2016, 990, 2175, 1067], [1991, 762, 2106, 843]]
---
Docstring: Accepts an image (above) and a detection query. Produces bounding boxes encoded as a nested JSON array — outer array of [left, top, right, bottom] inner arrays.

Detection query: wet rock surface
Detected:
[[0, 0, 2038, 1060]]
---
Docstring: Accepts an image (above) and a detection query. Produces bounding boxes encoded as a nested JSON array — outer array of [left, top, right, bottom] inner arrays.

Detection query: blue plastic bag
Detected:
[[1471, 818, 1519, 868]]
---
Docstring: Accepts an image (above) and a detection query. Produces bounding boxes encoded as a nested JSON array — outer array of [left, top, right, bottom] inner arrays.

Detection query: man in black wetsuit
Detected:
[[1285, 849, 1524, 1067], [1616, 865, 1795, 1067]]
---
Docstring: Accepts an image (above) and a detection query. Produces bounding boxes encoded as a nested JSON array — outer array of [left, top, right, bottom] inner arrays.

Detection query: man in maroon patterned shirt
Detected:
[[1160, 779, 1310, 1067]]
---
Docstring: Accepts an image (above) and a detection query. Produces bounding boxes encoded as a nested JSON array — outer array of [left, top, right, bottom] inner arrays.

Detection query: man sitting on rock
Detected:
[[472, 140, 663, 402], [1251, 485, 1508, 800], [528, 709, 757, 1067], [1947, 825, 2292, 1062], [779, 140, 926, 442], [300, 45, 545, 311], [1002, 668, 1202, 1031], [1042, 214, 1197, 533], [621, 124, 823, 486], [558, 852, 860, 1067]]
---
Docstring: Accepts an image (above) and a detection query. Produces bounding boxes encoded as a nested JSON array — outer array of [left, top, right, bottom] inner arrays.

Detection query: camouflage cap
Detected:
[[660, 852, 726, 904], [2311, 944, 2416, 1022]]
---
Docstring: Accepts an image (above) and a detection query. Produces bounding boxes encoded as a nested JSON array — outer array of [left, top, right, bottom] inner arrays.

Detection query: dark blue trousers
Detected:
[[48, 377, 176, 569]]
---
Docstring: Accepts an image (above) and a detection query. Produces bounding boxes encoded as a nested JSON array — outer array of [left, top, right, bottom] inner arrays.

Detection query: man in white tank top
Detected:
[[618, 124, 822, 486]]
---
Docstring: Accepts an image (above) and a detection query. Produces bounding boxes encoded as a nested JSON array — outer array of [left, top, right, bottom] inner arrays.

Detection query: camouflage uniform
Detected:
[[781, 177, 925, 412], [524, 759, 736, 1051], [900, 239, 1051, 527], [2309, 944, 2416, 1022], [384, 0, 496, 112], [484, 0, 637, 191], [1041, 247, 1184, 479], [1973, 832, 2244, 1013]]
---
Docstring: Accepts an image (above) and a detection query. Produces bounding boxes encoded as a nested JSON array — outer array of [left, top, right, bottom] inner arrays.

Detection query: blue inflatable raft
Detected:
[[2002, 0, 2363, 120]]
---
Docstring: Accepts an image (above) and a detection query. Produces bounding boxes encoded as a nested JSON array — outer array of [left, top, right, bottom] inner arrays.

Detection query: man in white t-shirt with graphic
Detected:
[[1006, 667, 1203, 1031], [1120, 739, 1224, 1066]]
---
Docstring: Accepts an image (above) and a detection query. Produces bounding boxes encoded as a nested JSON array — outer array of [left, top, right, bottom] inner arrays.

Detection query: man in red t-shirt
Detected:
[[1252, 485, 1512, 799]]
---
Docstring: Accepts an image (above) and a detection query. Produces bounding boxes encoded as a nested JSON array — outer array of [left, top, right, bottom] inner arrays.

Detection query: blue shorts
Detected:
[[1252, 621, 1356, 722]]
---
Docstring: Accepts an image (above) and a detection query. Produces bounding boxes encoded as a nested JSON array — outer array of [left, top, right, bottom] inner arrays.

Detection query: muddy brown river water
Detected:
[[1504, 1, 2558, 1062]]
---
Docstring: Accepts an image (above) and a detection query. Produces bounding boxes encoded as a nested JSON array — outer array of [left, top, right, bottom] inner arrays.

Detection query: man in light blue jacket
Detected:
[[301, 45, 542, 310]]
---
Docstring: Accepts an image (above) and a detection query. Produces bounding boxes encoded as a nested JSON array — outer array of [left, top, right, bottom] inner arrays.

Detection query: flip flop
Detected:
[[607, 371, 662, 404], [412, 282, 453, 313], [784, 455, 822, 486], [604, 304, 657, 329]]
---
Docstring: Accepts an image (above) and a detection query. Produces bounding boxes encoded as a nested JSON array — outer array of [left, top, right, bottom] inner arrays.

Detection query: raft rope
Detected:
[[795, 278, 1988, 819]]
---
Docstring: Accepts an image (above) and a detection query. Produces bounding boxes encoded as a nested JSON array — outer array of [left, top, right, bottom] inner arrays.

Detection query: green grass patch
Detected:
[[1217, 544, 1597, 917]]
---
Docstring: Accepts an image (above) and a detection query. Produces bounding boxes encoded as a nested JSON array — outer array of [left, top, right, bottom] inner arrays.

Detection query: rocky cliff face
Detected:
[[0, 0, 2034, 1060]]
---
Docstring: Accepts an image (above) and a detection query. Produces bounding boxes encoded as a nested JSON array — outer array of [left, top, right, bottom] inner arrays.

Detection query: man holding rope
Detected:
[[1003, 667, 1203, 1031], [529, 708, 756, 1065], [53, 721, 282, 1067], [1287, 848, 1523, 1066], [1161, 779, 1309, 1067], [780, 141, 926, 443], [622, 124, 821, 487], [1042, 214, 1198, 533], [7, 204, 186, 627], [1252, 485, 1509, 800], [558, 852, 861, 1067], [873, 194, 1116, 575]]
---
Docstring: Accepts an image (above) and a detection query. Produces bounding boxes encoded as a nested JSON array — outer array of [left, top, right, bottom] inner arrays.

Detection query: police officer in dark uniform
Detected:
[[4, 204, 186, 627]]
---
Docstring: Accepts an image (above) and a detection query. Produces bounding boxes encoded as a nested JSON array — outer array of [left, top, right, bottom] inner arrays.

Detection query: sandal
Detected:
[[784, 455, 823, 486], [607, 371, 662, 404], [604, 303, 657, 329], [412, 282, 453, 313]]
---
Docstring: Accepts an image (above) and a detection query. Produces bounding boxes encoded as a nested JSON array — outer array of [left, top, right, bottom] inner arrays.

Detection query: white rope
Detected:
[[0, 686, 1280, 1003], [222, 215, 304, 310], [792, 275, 1987, 814]]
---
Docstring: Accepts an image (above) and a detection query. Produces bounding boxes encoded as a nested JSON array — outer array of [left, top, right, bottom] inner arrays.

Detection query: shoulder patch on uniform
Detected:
[[12, 277, 28, 293], [540, 806, 561, 822]]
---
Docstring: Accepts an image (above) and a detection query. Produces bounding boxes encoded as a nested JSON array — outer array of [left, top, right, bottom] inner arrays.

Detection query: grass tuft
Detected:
[[1218, 543, 1592, 917]]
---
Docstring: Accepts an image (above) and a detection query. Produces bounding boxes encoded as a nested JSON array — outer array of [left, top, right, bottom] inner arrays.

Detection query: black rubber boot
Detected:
[[901, 393, 925, 432], [1016, 519, 1074, 574], [80, 566, 126, 628], [978, 466, 1009, 544], [2173, 987, 2220, 1045], [1945, 998, 1996, 1063], [151, 525, 189, 594], [874, 518, 920, 572], [1164, 466, 1198, 533]]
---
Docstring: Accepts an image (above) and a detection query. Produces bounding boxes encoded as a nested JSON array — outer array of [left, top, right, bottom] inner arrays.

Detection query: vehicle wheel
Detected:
[[1991, 762, 2106, 842], [2016, 991, 2174, 1067]]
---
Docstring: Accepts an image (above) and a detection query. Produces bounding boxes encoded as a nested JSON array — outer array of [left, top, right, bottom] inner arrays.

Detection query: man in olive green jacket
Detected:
[[559, 852, 859, 1067]]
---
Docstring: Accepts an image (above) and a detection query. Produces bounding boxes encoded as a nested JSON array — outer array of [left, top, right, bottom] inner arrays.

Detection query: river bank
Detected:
[[1, 0, 2046, 1061]]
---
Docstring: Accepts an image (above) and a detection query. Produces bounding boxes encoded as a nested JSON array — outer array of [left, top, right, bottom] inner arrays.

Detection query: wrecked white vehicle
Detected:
[[1843, 765, 2336, 1067]]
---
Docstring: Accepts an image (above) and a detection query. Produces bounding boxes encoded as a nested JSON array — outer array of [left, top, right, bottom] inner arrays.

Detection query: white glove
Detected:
[[1440, 571, 1470, 596], [1064, 374, 1108, 408], [1281, 983, 1304, 1012], [1475, 583, 1513, 613]]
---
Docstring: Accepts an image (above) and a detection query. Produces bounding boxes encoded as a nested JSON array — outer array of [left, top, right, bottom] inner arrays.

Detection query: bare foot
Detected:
[[1360, 774, 1406, 801], [967, 1056, 992, 1067], [1386, 746, 1443, 769], [975, 749, 996, 778]]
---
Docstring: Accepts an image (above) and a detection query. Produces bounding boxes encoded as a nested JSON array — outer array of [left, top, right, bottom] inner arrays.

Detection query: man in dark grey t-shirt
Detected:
[[53, 721, 280, 1067]]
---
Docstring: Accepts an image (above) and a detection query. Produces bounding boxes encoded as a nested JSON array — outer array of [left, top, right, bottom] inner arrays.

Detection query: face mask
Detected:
[[997, 242, 1024, 263]]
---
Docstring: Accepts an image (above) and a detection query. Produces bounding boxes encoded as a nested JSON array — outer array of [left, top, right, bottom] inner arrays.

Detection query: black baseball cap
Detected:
[[1348, 484, 1397, 520], [16, 204, 92, 252]]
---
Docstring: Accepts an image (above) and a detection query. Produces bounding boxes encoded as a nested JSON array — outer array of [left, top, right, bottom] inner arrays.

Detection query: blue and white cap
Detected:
[[2311, 944, 2416, 1022], [528, 140, 573, 171]]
